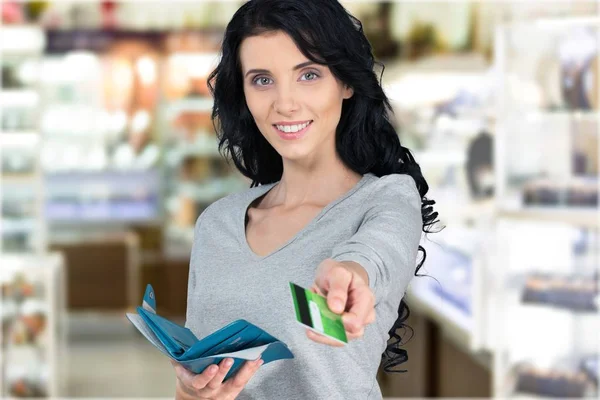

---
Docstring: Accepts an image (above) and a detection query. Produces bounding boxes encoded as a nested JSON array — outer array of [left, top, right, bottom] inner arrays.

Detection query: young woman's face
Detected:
[[239, 31, 353, 163]]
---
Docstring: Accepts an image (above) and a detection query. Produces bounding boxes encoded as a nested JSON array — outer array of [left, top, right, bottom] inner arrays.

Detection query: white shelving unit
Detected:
[[0, 254, 66, 398], [1, 26, 67, 398], [1, 25, 47, 254], [493, 16, 600, 398]]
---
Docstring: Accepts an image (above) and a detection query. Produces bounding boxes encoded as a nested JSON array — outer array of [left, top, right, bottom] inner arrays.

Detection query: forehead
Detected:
[[239, 31, 307, 71]]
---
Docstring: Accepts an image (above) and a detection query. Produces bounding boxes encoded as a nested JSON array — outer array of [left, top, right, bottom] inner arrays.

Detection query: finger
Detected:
[[365, 309, 376, 325], [310, 284, 325, 297], [206, 358, 234, 390], [345, 326, 365, 341], [172, 362, 197, 389], [226, 357, 264, 392], [189, 363, 219, 390], [305, 329, 344, 347], [325, 267, 352, 314], [172, 362, 199, 396], [344, 287, 375, 332]]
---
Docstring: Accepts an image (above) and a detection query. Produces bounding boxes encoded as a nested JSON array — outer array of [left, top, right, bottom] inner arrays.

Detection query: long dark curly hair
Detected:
[[207, 0, 439, 372]]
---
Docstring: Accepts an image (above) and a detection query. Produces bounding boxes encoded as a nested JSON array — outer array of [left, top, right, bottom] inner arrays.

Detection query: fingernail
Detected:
[[225, 358, 233, 367], [332, 299, 343, 311], [208, 365, 218, 374]]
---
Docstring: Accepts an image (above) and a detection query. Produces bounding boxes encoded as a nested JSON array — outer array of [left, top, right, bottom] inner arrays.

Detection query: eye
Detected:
[[252, 76, 273, 86], [300, 71, 320, 81]]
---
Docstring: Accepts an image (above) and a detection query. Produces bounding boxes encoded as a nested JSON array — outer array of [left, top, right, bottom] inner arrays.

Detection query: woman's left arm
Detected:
[[309, 176, 423, 346]]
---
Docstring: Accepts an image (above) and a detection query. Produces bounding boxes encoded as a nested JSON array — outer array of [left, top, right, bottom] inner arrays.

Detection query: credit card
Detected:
[[289, 282, 347, 345]]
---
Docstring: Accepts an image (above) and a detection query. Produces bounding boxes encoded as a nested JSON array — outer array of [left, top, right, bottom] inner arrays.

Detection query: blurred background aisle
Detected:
[[0, 1, 599, 398]]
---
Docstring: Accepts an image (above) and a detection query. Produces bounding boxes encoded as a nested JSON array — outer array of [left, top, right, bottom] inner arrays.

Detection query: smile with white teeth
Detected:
[[275, 121, 312, 133]]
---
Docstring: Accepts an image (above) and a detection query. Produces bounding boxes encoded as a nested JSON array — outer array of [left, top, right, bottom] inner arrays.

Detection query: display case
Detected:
[[0, 253, 67, 398], [381, 53, 498, 354], [39, 30, 164, 226], [493, 17, 600, 398], [1, 25, 47, 253]]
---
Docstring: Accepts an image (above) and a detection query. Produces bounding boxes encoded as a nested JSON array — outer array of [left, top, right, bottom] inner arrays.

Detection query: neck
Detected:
[[265, 155, 362, 210]]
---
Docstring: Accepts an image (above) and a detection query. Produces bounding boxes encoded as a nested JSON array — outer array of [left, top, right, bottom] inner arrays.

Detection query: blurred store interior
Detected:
[[0, 1, 599, 398]]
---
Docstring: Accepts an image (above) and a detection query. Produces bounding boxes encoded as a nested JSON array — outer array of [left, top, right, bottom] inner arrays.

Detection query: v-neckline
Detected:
[[240, 173, 374, 262]]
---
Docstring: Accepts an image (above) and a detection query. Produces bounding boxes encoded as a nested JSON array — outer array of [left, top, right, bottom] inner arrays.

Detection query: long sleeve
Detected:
[[330, 174, 422, 304], [184, 208, 209, 329]]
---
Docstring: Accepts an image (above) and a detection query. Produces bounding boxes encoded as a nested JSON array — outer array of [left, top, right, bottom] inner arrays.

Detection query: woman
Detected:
[[172, 1, 437, 399]]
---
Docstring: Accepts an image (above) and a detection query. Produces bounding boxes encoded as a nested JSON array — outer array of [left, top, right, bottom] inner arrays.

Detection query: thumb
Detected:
[[325, 267, 352, 314]]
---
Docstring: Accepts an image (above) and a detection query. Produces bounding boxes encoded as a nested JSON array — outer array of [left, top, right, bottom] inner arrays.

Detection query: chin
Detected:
[[275, 144, 314, 161]]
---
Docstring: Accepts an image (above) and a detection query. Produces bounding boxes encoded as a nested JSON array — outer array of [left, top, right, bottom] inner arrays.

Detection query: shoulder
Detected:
[[365, 173, 421, 212]]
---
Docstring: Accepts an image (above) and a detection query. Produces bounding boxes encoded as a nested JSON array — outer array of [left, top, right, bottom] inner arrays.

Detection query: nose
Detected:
[[273, 84, 298, 116]]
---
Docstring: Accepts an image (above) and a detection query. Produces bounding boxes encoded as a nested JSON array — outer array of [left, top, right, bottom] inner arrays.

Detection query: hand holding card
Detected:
[[301, 259, 376, 346]]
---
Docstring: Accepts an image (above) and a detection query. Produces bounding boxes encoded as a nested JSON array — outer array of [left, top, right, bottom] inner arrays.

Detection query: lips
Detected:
[[272, 120, 313, 140], [273, 120, 313, 133]]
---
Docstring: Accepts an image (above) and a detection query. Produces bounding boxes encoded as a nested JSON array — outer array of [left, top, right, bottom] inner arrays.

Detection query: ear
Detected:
[[343, 85, 354, 99]]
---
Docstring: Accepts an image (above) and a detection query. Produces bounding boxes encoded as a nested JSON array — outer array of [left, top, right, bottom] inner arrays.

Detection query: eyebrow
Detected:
[[244, 61, 318, 78]]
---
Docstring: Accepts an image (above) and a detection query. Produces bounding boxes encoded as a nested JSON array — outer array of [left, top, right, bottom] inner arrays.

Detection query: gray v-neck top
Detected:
[[184, 172, 422, 399]]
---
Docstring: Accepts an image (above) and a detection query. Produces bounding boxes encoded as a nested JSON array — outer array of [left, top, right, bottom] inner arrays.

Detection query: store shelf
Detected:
[[2, 219, 37, 236], [494, 17, 600, 397], [498, 208, 599, 228], [407, 283, 472, 345], [412, 150, 466, 167], [0, 90, 39, 107], [1, 175, 39, 184], [176, 179, 244, 202], [533, 16, 600, 28], [522, 110, 599, 122], [0, 253, 66, 398], [166, 97, 214, 118], [165, 139, 222, 164], [0, 25, 45, 54], [0, 132, 40, 146]]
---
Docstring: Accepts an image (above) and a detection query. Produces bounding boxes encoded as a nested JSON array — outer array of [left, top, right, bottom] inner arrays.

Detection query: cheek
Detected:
[[246, 94, 262, 119], [313, 91, 344, 122], [244, 91, 268, 120]]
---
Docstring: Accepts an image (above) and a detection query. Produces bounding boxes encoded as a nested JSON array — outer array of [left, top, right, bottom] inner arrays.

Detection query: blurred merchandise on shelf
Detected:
[[44, 171, 160, 222], [514, 364, 595, 398], [40, 30, 163, 174], [572, 116, 599, 177], [2, 106, 38, 131], [496, 20, 600, 229], [422, 226, 480, 318], [558, 26, 598, 111], [500, 24, 598, 113], [465, 130, 494, 199], [159, 31, 248, 254], [2, 183, 37, 252], [0, 255, 66, 398], [1, 56, 38, 89], [522, 177, 599, 208], [1, 147, 37, 176], [405, 20, 445, 60], [521, 272, 599, 312], [1, 25, 46, 255], [495, 218, 599, 398], [580, 355, 599, 385]]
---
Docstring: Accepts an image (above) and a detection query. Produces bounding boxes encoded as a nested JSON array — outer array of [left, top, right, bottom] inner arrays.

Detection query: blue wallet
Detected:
[[126, 284, 294, 380]]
